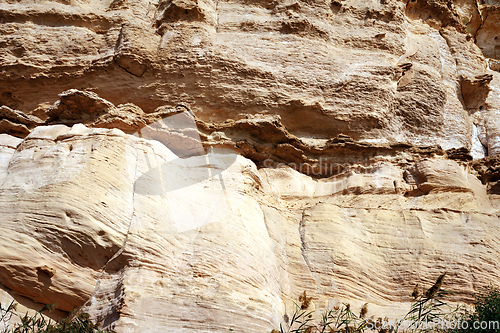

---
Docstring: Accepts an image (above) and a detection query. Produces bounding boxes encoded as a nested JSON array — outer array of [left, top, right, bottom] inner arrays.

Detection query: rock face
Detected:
[[1, 0, 500, 332]]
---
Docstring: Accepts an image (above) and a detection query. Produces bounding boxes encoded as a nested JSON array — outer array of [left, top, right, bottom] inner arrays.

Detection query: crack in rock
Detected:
[[73, 147, 139, 320], [299, 208, 321, 289]]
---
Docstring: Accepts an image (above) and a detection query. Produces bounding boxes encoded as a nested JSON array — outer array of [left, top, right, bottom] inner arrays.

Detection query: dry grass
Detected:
[[272, 273, 471, 333], [0, 302, 114, 333]]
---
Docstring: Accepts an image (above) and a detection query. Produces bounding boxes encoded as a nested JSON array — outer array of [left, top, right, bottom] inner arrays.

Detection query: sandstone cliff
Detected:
[[1, 0, 500, 332]]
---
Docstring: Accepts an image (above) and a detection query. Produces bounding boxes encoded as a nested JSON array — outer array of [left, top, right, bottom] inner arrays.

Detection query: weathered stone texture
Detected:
[[1, 0, 500, 332]]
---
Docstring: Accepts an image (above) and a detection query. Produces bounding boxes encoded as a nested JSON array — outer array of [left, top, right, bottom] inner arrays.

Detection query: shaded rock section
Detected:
[[472, 155, 500, 194], [0, 106, 43, 138], [46, 89, 186, 134]]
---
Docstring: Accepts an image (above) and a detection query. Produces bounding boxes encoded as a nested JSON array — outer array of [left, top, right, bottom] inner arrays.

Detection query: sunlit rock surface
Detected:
[[1, 0, 500, 332], [0, 122, 499, 332]]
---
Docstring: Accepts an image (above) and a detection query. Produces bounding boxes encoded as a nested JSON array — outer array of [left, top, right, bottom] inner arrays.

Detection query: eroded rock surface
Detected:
[[1, 0, 500, 332], [0, 124, 499, 332], [0, 0, 498, 148]]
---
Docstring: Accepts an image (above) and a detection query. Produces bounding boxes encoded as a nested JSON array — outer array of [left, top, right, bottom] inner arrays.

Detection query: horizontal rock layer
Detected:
[[0, 124, 499, 332], [1, 0, 500, 332]]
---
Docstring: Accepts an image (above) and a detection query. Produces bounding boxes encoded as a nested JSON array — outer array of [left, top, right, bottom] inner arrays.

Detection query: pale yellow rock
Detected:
[[0, 134, 22, 184], [0, 125, 499, 332], [0, 126, 284, 331], [476, 4, 500, 60], [1, 0, 500, 331], [0, 0, 494, 151], [474, 69, 500, 156]]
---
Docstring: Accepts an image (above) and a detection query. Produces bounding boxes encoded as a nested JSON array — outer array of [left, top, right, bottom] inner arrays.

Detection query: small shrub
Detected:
[[276, 291, 368, 333], [472, 285, 500, 327], [273, 273, 456, 333], [399, 273, 460, 333], [450, 285, 500, 333], [0, 302, 114, 333]]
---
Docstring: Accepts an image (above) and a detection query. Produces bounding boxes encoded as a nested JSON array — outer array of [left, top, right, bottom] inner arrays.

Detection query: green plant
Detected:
[[472, 285, 500, 326], [273, 291, 368, 333], [398, 273, 455, 332], [0, 302, 114, 333], [276, 291, 315, 333], [317, 302, 367, 333], [462, 15, 472, 35], [0, 302, 16, 328], [273, 273, 456, 333], [449, 285, 500, 333]]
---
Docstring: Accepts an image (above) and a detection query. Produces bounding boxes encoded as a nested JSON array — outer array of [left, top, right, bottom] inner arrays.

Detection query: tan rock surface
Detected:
[[476, 4, 500, 60], [0, 0, 494, 148], [473, 64, 500, 157], [0, 123, 499, 332], [1, 0, 500, 332]]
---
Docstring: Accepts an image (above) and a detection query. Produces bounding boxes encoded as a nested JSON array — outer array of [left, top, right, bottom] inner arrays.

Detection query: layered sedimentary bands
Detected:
[[1, 0, 500, 332]]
